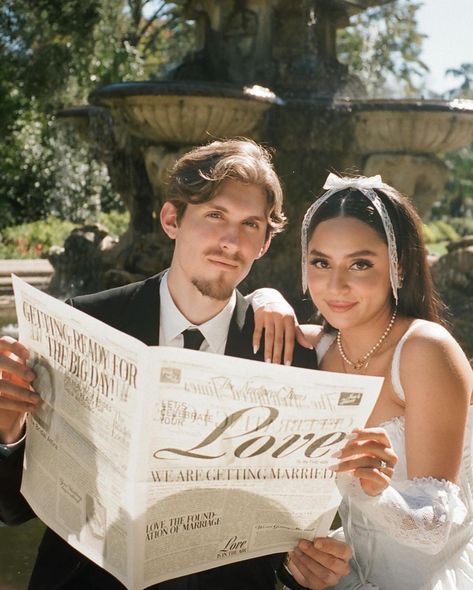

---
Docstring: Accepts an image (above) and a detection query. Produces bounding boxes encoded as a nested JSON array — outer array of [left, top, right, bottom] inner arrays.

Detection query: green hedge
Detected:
[[0, 211, 129, 259], [423, 220, 461, 244]]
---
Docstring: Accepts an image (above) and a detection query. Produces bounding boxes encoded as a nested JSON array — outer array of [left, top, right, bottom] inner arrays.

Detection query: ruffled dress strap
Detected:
[[390, 319, 428, 402], [316, 332, 336, 364]]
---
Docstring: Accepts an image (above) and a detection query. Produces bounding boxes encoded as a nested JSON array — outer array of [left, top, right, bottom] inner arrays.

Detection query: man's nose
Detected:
[[220, 225, 240, 253]]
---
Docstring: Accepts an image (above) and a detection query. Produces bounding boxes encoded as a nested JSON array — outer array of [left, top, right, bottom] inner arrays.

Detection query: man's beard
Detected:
[[191, 276, 234, 301]]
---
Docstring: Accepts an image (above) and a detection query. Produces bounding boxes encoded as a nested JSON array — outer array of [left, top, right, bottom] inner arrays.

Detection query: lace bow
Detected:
[[323, 173, 384, 191]]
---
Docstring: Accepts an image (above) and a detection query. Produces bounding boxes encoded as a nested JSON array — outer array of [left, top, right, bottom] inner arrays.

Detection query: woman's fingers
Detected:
[[340, 428, 398, 465], [264, 314, 285, 364], [348, 426, 393, 446], [295, 326, 315, 351], [253, 307, 299, 365], [252, 308, 265, 355], [328, 427, 398, 495], [335, 439, 398, 467], [329, 454, 395, 476]]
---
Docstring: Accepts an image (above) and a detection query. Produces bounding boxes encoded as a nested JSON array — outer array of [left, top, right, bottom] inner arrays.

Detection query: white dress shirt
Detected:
[[159, 271, 236, 354]]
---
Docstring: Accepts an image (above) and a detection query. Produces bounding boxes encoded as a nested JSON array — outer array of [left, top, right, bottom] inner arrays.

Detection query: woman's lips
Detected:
[[325, 301, 357, 312]]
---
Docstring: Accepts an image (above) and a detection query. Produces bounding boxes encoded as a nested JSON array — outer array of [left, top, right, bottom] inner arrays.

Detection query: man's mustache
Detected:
[[204, 250, 243, 264]]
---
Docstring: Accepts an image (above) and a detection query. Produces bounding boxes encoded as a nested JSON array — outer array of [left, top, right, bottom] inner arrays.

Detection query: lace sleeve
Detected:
[[343, 476, 468, 555]]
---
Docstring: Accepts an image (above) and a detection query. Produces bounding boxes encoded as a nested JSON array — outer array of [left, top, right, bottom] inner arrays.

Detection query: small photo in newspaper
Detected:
[[337, 391, 363, 406]]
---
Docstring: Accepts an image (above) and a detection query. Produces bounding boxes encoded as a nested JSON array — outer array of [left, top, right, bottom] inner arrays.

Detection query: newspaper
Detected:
[[13, 276, 383, 589]]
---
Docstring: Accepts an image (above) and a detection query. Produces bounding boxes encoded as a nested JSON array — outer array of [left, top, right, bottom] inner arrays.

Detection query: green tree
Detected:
[[0, 0, 193, 231], [445, 63, 473, 99], [337, 0, 428, 97], [436, 63, 473, 223]]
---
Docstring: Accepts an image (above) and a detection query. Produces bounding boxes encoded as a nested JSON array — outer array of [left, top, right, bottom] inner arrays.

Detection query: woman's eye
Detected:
[[310, 258, 329, 269], [244, 220, 258, 229], [352, 260, 373, 271], [207, 212, 222, 219]]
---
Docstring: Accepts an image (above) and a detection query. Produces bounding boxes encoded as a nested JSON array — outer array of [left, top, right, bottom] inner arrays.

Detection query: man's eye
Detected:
[[244, 220, 258, 229], [207, 212, 222, 219]]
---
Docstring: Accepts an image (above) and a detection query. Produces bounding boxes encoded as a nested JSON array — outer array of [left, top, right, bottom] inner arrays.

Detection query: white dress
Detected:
[[317, 321, 473, 590]]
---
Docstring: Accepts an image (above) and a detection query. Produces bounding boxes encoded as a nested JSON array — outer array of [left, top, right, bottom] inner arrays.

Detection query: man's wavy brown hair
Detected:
[[166, 139, 286, 238]]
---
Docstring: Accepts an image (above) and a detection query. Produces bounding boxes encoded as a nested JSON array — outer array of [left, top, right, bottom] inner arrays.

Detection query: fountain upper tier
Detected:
[[338, 98, 473, 154], [89, 83, 473, 156], [90, 81, 278, 144]]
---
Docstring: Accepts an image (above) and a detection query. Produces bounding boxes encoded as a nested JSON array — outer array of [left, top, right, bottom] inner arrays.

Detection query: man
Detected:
[[0, 139, 351, 590]]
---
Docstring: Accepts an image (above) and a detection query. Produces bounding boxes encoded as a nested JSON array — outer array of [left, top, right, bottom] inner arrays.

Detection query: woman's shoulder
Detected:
[[398, 318, 472, 389], [401, 319, 463, 358]]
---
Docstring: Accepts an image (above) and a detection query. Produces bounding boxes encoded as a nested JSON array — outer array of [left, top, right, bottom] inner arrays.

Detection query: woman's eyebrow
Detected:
[[308, 248, 379, 257]]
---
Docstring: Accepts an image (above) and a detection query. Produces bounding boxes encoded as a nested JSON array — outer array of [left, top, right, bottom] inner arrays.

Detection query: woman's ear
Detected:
[[397, 264, 404, 289], [160, 202, 179, 239]]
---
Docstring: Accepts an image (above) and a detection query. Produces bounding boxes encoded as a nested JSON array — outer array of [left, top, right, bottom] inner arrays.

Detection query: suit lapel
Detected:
[[224, 291, 264, 361], [121, 272, 163, 346]]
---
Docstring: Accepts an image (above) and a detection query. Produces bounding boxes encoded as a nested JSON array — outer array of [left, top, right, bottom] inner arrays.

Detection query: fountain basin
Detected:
[[56, 106, 104, 140], [337, 99, 473, 154], [90, 81, 279, 144]]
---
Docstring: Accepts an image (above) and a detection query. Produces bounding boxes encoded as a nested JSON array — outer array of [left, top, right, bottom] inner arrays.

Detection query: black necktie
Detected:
[[182, 328, 205, 351]]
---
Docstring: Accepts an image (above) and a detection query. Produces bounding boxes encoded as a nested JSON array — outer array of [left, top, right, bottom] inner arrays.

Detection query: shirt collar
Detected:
[[159, 272, 236, 353]]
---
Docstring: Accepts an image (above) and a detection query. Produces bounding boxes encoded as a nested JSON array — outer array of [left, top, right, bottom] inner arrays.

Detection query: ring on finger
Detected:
[[379, 460, 388, 469]]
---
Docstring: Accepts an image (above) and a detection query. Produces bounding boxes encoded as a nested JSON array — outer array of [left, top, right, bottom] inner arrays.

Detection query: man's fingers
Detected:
[[289, 549, 334, 589], [0, 397, 37, 414], [0, 379, 41, 406], [310, 537, 352, 561], [0, 356, 36, 384], [0, 381, 39, 413], [0, 336, 30, 361], [289, 538, 351, 589]]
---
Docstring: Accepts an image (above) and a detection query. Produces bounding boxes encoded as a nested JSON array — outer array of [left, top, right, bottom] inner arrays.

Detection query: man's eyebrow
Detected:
[[205, 203, 228, 212], [205, 203, 266, 222], [308, 248, 379, 257]]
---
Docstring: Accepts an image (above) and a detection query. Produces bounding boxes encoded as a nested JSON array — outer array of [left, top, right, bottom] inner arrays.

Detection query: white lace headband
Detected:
[[301, 173, 399, 302]]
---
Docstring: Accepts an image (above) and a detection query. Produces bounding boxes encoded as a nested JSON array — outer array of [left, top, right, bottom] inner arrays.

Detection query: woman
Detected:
[[252, 173, 473, 589]]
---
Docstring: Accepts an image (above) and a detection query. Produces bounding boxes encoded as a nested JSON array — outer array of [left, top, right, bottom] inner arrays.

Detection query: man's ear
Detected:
[[256, 235, 272, 259], [160, 202, 179, 239]]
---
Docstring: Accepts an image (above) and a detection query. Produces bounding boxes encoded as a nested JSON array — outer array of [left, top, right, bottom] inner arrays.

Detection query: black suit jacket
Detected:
[[0, 273, 315, 590]]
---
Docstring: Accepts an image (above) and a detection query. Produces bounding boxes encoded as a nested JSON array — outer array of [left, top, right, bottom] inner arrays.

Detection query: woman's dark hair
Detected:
[[306, 184, 445, 324]]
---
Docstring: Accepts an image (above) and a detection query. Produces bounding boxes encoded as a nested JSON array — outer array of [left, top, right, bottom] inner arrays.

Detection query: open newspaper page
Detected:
[[13, 276, 147, 587], [13, 277, 383, 590], [136, 350, 382, 587]]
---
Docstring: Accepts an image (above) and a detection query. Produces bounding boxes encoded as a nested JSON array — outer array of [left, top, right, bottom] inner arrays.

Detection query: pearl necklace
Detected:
[[337, 308, 397, 370]]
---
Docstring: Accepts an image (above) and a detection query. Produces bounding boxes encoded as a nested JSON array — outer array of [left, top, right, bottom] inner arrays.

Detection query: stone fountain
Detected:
[[54, 0, 473, 352]]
